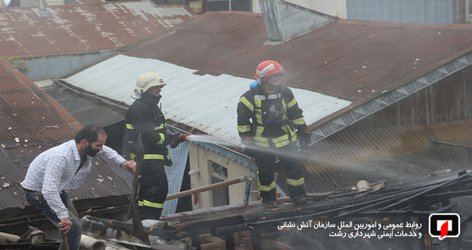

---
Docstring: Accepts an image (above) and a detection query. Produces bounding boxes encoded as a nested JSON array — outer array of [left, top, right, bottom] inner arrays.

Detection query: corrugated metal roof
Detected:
[[42, 81, 194, 215], [114, 11, 472, 195], [62, 54, 351, 145], [54, 11, 472, 195], [163, 142, 189, 216], [121, 11, 472, 144], [44, 83, 125, 127], [0, 56, 132, 212], [122, 12, 472, 125], [0, 2, 192, 58]]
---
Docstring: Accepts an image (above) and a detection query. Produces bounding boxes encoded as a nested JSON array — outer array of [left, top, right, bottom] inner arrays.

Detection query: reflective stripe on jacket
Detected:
[[237, 85, 307, 148], [123, 92, 170, 160], [138, 199, 164, 208]]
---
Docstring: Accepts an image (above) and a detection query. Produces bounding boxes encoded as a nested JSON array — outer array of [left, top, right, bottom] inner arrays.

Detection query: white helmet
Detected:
[[132, 72, 166, 98]]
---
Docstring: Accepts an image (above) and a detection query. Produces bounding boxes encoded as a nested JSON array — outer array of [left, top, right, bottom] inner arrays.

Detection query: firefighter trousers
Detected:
[[138, 160, 168, 220], [254, 143, 306, 202]]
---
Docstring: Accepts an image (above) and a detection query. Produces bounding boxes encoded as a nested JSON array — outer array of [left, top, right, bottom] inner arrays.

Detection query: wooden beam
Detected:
[[166, 176, 248, 200]]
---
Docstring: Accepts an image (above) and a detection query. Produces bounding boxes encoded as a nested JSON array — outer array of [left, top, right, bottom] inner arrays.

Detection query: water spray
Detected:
[[183, 134, 315, 162], [181, 134, 441, 183]]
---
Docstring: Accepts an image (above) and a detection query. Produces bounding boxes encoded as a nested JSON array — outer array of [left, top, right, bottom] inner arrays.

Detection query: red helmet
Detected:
[[255, 60, 285, 80]]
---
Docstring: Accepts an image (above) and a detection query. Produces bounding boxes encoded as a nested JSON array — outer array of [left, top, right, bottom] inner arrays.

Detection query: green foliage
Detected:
[[8, 57, 30, 74]]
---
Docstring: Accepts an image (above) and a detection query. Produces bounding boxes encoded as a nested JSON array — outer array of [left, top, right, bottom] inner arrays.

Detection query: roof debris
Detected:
[[79, 170, 472, 249]]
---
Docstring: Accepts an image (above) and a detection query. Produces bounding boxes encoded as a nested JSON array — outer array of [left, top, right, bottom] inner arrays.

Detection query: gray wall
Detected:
[[26, 50, 114, 81], [347, 0, 463, 24]]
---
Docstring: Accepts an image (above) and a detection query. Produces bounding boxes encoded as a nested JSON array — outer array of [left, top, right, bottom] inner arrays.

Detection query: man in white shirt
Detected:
[[21, 125, 136, 250]]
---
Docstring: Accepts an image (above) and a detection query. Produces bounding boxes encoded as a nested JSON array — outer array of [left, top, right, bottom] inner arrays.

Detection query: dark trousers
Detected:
[[138, 160, 168, 220], [24, 189, 82, 250], [254, 143, 306, 202]]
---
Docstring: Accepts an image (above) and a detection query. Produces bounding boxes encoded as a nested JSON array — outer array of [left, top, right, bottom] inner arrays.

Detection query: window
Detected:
[[209, 161, 229, 206]]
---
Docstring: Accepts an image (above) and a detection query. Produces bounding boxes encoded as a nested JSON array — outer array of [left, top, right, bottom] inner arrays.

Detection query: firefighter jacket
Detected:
[[124, 92, 172, 164], [237, 84, 307, 148]]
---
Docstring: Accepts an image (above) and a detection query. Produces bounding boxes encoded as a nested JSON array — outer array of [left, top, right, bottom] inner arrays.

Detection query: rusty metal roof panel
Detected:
[[0, 148, 132, 210], [46, 11, 472, 196], [0, 56, 132, 211], [124, 12, 472, 126], [0, 57, 77, 210], [118, 11, 472, 193], [0, 2, 192, 58]]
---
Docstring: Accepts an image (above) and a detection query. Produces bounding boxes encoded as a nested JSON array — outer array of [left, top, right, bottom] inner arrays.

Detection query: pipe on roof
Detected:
[[0, 232, 20, 244], [80, 234, 106, 250]]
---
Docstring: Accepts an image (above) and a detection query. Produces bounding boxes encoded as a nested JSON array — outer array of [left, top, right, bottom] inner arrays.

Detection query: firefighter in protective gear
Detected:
[[123, 72, 184, 220], [237, 60, 311, 208]]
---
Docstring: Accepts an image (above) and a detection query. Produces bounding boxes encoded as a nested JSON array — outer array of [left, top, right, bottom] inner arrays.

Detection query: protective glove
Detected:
[[241, 135, 257, 157], [241, 135, 254, 145], [298, 127, 311, 149], [169, 133, 189, 148], [122, 140, 137, 160], [164, 132, 179, 146]]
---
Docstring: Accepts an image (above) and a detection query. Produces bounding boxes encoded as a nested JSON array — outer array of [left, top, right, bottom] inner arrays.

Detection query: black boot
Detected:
[[260, 189, 277, 209], [263, 201, 278, 209], [292, 195, 307, 206]]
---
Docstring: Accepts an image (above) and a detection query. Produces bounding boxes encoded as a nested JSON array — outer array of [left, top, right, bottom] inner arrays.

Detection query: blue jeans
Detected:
[[24, 189, 82, 250]]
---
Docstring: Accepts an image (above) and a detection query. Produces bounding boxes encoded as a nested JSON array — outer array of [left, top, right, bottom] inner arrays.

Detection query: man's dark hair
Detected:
[[74, 125, 107, 143]]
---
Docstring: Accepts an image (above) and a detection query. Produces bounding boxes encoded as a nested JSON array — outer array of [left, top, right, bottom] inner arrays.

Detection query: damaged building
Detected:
[[55, 1, 472, 201], [2, 0, 472, 249], [46, 2, 472, 249]]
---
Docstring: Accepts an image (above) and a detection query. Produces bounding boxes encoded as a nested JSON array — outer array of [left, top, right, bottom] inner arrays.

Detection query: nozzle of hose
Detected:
[[180, 134, 189, 141]]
